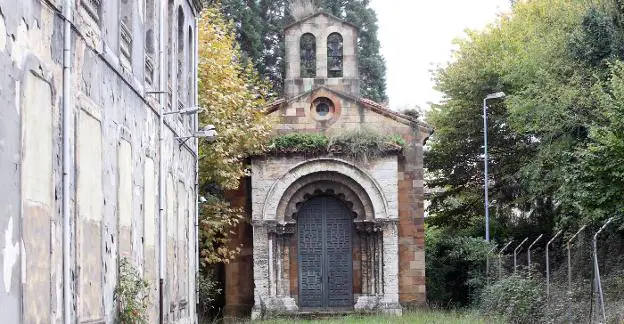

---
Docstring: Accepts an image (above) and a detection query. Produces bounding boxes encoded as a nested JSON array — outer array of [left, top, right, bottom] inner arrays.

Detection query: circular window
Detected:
[[316, 102, 330, 116], [311, 97, 336, 121]]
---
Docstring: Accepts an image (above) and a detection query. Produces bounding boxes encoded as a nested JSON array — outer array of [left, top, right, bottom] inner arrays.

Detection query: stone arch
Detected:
[[262, 158, 389, 222], [277, 174, 374, 223]]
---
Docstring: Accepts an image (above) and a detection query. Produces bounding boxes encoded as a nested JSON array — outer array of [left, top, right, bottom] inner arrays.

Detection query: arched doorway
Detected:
[[297, 195, 353, 309]]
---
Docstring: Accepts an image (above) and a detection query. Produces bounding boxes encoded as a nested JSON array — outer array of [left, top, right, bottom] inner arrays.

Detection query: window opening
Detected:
[[327, 33, 343, 78], [300, 33, 316, 78], [120, 0, 133, 69]]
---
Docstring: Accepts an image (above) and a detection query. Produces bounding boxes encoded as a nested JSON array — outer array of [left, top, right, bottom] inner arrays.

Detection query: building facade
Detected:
[[0, 0, 202, 322], [223, 12, 431, 319]]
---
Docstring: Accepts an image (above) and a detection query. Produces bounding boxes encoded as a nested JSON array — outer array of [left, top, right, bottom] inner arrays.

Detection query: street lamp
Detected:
[[483, 92, 505, 242], [163, 106, 204, 115], [175, 124, 218, 145]]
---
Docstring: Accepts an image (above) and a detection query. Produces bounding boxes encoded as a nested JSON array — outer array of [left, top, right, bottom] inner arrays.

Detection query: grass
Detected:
[[260, 310, 501, 324]]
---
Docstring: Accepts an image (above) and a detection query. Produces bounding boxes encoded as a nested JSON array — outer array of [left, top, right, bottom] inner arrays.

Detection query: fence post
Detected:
[[527, 234, 544, 271], [498, 240, 513, 279], [514, 237, 529, 274], [567, 224, 586, 323], [593, 217, 614, 323], [486, 244, 498, 286], [546, 230, 562, 300]]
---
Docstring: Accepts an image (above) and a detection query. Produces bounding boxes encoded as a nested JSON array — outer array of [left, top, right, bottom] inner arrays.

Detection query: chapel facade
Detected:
[[223, 12, 431, 318]]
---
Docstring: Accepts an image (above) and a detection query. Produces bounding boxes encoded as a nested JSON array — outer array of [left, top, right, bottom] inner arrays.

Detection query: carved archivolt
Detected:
[[262, 158, 389, 223], [278, 175, 374, 223]]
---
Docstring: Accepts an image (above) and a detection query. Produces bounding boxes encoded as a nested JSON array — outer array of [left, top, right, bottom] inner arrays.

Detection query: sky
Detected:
[[369, 0, 511, 113]]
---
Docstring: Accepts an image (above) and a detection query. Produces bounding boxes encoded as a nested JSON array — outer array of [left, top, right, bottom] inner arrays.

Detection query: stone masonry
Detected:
[[0, 0, 202, 323], [223, 11, 432, 319]]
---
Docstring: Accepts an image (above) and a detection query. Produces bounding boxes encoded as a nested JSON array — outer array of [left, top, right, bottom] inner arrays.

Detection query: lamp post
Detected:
[[483, 92, 505, 242]]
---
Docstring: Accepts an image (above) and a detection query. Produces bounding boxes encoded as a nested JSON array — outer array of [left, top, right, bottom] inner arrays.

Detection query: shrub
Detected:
[[197, 268, 223, 320], [425, 226, 493, 307], [266, 128, 405, 160], [328, 128, 404, 160], [267, 132, 328, 154], [478, 274, 544, 323], [114, 258, 151, 323]]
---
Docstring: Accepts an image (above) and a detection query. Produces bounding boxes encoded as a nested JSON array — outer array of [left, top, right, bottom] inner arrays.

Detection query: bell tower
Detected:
[[283, 12, 360, 98]]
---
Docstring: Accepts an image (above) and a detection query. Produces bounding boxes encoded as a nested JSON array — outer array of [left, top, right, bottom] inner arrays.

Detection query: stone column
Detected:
[[354, 222, 385, 311], [267, 223, 298, 314], [251, 223, 269, 320], [252, 222, 298, 320], [381, 220, 402, 314]]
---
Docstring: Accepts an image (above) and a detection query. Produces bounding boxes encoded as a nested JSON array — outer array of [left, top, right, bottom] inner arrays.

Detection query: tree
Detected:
[[197, 6, 273, 265], [428, 0, 624, 232], [557, 62, 624, 225], [426, 0, 592, 237]]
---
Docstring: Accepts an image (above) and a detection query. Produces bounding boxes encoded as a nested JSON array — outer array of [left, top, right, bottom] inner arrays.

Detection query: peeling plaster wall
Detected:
[[0, 0, 200, 323]]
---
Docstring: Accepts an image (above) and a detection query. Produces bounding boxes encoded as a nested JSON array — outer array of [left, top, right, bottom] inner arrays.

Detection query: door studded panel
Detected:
[[298, 196, 353, 309]]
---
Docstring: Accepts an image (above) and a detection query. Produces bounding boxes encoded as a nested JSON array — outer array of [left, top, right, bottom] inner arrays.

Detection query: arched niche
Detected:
[[262, 158, 389, 223], [277, 174, 374, 224]]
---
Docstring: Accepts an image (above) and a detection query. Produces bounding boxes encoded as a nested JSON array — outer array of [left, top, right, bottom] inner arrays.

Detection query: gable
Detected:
[[265, 87, 432, 140], [284, 11, 359, 32]]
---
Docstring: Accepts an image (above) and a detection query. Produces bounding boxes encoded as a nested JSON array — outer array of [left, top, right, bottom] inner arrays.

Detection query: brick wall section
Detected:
[[397, 126, 427, 306], [224, 178, 255, 318]]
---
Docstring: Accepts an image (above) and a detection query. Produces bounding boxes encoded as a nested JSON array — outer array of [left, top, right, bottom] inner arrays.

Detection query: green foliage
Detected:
[[198, 195, 244, 265], [478, 274, 544, 323], [114, 258, 150, 324], [425, 226, 494, 307], [266, 129, 405, 160], [328, 128, 404, 160], [426, 2, 624, 315], [556, 61, 624, 224], [197, 268, 223, 318], [197, 6, 271, 265], [268, 132, 329, 154], [425, 0, 624, 236], [401, 108, 420, 120], [262, 309, 500, 323]]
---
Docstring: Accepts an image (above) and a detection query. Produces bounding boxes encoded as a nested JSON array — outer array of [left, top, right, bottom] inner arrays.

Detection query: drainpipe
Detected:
[[158, 0, 167, 323], [62, 0, 73, 323], [193, 15, 200, 324]]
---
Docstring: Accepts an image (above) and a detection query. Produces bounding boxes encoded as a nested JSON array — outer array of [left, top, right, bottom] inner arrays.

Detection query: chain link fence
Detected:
[[484, 218, 624, 323]]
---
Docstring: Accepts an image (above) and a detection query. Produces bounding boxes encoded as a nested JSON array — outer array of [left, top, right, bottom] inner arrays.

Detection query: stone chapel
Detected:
[[222, 11, 432, 319]]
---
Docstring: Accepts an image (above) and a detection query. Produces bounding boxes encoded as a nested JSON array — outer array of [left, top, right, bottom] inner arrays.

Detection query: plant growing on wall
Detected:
[[114, 258, 150, 323], [266, 128, 405, 161], [197, 6, 273, 266]]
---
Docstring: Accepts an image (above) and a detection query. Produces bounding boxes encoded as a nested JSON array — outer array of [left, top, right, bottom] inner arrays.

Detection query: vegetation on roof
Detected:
[[265, 128, 406, 161]]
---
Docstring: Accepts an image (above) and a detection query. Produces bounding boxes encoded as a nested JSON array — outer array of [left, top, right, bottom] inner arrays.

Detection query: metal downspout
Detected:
[[194, 15, 200, 324], [158, 0, 167, 323], [62, 0, 73, 323]]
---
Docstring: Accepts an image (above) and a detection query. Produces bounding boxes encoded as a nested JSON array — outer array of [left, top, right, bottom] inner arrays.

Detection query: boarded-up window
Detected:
[[118, 140, 132, 258], [119, 0, 133, 69], [145, 0, 156, 85], [21, 73, 53, 324], [77, 111, 104, 320]]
